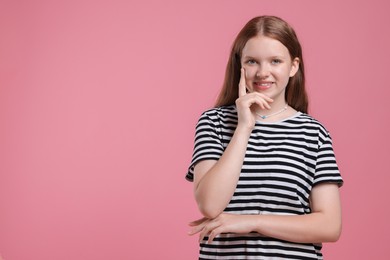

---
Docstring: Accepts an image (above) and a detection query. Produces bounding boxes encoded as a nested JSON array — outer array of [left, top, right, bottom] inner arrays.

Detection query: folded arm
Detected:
[[189, 183, 342, 244]]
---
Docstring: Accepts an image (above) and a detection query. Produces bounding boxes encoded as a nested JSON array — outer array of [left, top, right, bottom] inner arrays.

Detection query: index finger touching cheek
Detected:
[[239, 68, 247, 97]]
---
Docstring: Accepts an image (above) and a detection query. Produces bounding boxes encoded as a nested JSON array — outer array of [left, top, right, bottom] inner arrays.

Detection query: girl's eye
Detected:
[[271, 59, 282, 64], [246, 60, 257, 65]]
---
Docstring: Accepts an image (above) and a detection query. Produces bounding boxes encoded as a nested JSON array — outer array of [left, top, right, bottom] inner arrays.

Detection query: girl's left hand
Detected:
[[188, 213, 256, 244]]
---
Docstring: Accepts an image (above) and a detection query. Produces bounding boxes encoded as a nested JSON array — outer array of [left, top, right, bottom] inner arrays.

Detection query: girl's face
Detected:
[[241, 36, 299, 103]]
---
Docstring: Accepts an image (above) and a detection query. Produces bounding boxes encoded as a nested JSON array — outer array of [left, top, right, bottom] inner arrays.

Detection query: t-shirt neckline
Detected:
[[255, 112, 302, 125]]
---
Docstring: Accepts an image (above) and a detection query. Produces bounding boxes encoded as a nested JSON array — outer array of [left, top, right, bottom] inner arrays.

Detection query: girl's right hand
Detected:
[[235, 68, 273, 130]]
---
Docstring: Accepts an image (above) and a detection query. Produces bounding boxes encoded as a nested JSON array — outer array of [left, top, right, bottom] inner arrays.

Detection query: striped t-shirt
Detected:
[[186, 105, 343, 260]]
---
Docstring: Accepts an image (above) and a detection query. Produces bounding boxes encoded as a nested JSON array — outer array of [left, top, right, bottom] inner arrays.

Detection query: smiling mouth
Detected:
[[254, 82, 273, 90]]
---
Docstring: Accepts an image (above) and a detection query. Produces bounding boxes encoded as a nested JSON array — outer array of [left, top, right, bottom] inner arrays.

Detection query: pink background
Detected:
[[1, 0, 389, 259]]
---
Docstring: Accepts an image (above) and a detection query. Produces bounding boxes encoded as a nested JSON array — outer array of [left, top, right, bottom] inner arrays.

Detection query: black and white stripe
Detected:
[[187, 105, 343, 260]]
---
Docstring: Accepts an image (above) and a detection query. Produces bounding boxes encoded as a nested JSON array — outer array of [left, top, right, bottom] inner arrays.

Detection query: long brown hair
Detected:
[[215, 16, 308, 113]]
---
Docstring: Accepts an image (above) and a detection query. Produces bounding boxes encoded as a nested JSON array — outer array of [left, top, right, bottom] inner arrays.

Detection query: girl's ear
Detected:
[[289, 57, 300, 77]]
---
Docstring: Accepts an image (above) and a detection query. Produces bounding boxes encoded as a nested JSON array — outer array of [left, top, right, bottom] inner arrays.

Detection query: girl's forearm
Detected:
[[249, 212, 342, 243]]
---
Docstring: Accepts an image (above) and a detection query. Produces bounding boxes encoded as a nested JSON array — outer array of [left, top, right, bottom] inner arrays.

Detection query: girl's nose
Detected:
[[256, 64, 270, 78]]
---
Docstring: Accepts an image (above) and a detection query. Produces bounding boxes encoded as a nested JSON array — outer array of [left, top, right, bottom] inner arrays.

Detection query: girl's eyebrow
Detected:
[[242, 55, 257, 59], [270, 56, 286, 60], [243, 55, 285, 60]]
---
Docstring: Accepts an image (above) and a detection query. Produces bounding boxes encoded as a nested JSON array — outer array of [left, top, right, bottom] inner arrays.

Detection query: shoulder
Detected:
[[198, 105, 237, 123], [195, 105, 238, 134], [200, 105, 237, 117], [292, 113, 329, 131], [294, 113, 333, 144]]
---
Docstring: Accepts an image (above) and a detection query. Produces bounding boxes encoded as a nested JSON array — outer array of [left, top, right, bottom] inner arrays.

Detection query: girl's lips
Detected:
[[254, 82, 273, 90]]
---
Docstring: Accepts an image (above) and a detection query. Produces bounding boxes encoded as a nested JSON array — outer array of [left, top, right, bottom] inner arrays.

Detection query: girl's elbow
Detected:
[[197, 203, 221, 219], [195, 193, 223, 219], [326, 232, 341, 243], [331, 225, 342, 242], [324, 222, 342, 242]]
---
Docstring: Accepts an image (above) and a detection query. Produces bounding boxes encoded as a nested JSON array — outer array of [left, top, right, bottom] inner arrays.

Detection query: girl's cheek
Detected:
[[245, 68, 256, 79]]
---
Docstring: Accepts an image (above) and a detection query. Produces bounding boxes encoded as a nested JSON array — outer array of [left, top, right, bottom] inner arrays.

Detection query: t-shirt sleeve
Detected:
[[313, 131, 343, 187], [185, 111, 224, 182]]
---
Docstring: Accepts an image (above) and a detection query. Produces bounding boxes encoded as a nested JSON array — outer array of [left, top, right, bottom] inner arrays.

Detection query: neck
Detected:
[[255, 100, 290, 121]]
